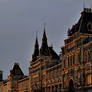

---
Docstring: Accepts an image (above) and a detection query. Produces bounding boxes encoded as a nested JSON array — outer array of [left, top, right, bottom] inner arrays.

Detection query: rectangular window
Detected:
[[53, 72, 55, 79], [87, 74, 91, 85], [73, 55, 75, 65]]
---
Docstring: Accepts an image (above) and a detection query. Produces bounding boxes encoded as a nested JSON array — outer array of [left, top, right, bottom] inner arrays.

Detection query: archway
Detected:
[[68, 79, 75, 92]]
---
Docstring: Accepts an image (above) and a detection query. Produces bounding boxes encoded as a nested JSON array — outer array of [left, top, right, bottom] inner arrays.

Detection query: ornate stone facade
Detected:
[[61, 8, 92, 92], [0, 8, 92, 92], [29, 29, 62, 92], [0, 29, 62, 92]]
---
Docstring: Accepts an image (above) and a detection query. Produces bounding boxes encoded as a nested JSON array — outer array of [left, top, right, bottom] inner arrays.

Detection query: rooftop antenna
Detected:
[[83, 0, 86, 10]]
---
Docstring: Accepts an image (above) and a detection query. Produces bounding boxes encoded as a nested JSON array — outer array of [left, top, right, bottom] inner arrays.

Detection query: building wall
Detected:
[[61, 32, 92, 92], [0, 57, 61, 92], [46, 63, 62, 92], [1, 8, 92, 92], [18, 77, 29, 92], [29, 56, 62, 92]]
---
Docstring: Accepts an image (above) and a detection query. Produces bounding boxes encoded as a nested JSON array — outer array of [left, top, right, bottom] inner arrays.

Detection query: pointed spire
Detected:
[[32, 36, 39, 61], [10, 63, 24, 76], [43, 27, 47, 40], [40, 27, 50, 56], [35, 35, 39, 49]]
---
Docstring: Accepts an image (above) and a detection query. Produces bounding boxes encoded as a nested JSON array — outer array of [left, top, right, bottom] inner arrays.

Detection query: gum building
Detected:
[[0, 29, 62, 92], [0, 8, 92, 92], [61, 8, 92, 92]]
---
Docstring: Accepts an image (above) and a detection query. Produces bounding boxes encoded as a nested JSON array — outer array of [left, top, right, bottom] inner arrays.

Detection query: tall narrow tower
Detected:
[[40, 28, 50, 56]]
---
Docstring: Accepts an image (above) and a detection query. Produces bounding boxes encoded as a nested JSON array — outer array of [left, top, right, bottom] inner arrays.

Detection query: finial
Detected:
[[43, 22, 47, 29], [36, 30, 38, 38]]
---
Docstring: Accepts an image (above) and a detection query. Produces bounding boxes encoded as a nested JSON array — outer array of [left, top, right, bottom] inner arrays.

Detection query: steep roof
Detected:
[[40, 28, 50, 56], [31, 28, 60, 61], [32, 36, 39, 62], [68, 8, 92, 36], [79, 8, 92, 33], [10, 63, 24, 76], [48, 47, 60, 60]]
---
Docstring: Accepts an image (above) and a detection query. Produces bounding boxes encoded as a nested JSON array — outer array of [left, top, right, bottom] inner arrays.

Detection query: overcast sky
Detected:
[[0, 0, 92, 79]]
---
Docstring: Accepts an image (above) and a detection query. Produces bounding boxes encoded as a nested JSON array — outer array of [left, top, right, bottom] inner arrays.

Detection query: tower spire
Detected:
[[43, 27, 47, 41], [32, 35, 39, 61], [40, 27, 50, 56]]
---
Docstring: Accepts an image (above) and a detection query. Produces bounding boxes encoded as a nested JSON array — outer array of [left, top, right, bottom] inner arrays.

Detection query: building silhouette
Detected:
[[0, 8, 92, 92]]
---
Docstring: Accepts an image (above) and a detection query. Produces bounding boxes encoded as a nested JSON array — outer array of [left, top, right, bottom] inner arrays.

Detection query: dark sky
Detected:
[[0, 0, 92, 79]]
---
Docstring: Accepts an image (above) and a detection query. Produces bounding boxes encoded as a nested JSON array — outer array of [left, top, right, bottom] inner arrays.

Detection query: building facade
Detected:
[[0, 8, 92, 92], [29, 29, 62, 92], [61, 8, 92, 92], [0, 29, 62, 92]]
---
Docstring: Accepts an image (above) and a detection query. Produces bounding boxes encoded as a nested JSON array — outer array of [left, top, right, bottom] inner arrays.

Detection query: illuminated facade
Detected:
[[29, 29, 62, 92], [61, 8, 92, 92], [0, 29, 62, 92], [0, 8, 92, 92]]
